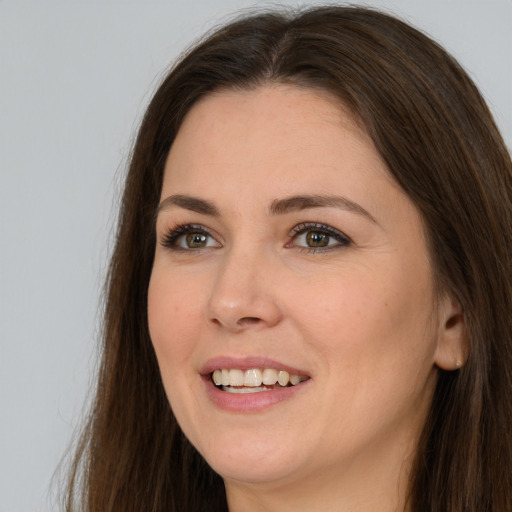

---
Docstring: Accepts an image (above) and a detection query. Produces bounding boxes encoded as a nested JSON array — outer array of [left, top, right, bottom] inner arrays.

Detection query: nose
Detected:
[[206, 247, 283, 333]]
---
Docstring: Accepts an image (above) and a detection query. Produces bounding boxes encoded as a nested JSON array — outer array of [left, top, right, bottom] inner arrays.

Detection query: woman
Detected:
[[65, 6, 512, 512]]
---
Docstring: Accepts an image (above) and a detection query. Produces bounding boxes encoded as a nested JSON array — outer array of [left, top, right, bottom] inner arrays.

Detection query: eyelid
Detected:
[[159, 221, 351, 251], [287, 222, 352, 249], [160, 223, 222, 250]]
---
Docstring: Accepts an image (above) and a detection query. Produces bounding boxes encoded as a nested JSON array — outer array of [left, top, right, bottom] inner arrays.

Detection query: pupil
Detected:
[[306, 231, 329, 247], [187, 233, 207, 248]]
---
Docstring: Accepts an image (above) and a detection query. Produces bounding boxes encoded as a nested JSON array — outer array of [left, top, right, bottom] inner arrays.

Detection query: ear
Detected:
[[434, 293, 466, 371]]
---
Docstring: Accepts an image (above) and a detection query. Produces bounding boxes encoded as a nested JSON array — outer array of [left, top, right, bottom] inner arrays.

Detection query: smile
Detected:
[[211, 368, 309, 393]]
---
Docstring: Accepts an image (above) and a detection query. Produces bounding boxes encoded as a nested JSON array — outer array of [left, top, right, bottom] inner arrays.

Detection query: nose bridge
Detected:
[[206, 240, 281, 331]]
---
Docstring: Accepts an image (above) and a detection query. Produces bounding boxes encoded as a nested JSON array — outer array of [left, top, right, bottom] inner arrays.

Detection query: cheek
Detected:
[[147, 269, 204, 368], [289, 258, 436, 374], [299, 265, 437, 429]]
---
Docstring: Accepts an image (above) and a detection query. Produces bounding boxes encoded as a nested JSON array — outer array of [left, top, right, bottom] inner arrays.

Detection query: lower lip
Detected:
[[202, 376, 309, 412]]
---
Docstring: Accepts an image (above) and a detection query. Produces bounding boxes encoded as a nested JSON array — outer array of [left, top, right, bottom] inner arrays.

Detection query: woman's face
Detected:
[[148, 85, 460, 499]]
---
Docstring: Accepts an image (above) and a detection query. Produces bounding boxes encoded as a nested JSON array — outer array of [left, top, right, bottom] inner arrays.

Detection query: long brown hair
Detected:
[[65, 6, 512, 511]]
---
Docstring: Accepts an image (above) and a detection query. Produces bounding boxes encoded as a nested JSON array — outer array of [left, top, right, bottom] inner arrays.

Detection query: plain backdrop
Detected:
[[1, 0, 510, 510]]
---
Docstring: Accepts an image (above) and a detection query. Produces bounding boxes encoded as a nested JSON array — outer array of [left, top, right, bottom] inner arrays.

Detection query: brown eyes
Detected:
[[298, 230, 340, 248], [162, 225, 221, 250], [161, 223, 351, 252], [308, 232, 328, 247], [184, 233, 209, 249], [288, 223, 351, 250]]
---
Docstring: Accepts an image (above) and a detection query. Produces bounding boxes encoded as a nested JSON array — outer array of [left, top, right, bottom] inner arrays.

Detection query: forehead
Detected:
[[162, 85, 392, 199], [179, 84, 363, 137]]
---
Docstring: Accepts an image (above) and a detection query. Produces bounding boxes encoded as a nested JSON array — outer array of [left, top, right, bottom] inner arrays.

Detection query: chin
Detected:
[[207, 451, 304, 487], [190, 424, 311, 485]]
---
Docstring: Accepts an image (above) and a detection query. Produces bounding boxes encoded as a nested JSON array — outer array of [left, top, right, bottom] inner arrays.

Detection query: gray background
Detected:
[[1, 0, 510, 510]]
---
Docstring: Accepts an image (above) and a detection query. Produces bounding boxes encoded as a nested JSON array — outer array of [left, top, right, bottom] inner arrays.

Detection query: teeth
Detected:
[[224, 386, 268, 394], [228, 369, 244, 387], [213, 370, 222, 385], [277, 370, 290, 386], [289, 374, 301, 385], [262, 368, 278, 385], [211, 368, 307, 389], [244, 369, 262, 386]]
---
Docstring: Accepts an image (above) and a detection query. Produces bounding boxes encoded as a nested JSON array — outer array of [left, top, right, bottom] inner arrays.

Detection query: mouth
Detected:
[[201, 358, 311, 411], [211, 368, 309, 394]]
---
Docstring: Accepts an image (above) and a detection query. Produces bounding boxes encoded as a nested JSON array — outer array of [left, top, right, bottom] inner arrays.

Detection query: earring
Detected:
[[455, 360, 462, 369]]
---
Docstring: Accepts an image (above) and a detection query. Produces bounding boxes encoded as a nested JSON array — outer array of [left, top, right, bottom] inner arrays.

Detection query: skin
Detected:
[[148, 85, 464, 511]]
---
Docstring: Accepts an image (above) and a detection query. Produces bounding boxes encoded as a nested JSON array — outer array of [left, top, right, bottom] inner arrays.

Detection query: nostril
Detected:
[[237, 317, 262, 326], [209, 316, 262, 329]]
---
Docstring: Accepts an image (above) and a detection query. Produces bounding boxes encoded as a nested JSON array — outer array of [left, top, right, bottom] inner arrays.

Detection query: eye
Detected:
[[161, 224, 221, 250], [288, 223, 351, 251]]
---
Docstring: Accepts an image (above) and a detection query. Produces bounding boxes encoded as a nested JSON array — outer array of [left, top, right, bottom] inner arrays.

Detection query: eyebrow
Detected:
[[269, 195, 377, 223], [157, 194, 220, 216], [157, 193, 376, 224]]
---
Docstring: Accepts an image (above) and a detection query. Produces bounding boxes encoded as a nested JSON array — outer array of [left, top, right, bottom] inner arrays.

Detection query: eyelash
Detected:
[[160, 224, 216, 251], [287, 222, 352, 253], [160, 222, 352, 253]]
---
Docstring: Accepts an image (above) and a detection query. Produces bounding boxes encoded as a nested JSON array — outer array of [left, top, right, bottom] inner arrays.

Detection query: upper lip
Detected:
[[200, 356, 310, 377]]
